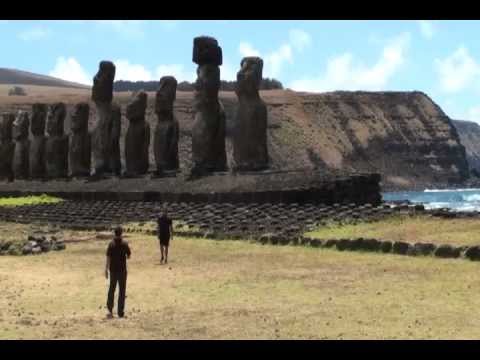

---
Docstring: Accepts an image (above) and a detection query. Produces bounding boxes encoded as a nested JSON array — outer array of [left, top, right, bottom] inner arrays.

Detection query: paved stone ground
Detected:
[[0, 200, 397, 238]]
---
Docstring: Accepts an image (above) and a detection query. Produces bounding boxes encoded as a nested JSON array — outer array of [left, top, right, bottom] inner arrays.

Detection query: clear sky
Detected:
[[1, 20, 480, 123]]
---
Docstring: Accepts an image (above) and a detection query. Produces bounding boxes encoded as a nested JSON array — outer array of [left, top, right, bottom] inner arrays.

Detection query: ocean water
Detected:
[[382, 189, 480, 212]]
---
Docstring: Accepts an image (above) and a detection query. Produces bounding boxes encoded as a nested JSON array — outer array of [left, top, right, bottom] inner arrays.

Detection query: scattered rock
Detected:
[[410, 243, 436, 256], [465, 246, 480, 261], [1, 241, 12, 251], [380, 241, 392, 253], [392, 241, 410, 255], [32, 246, 42, 255], [362, 238, 381, 252], [22, 245, 32, 255], [309, 239, 322, 247], [434, 245, 461, 259], [336, 239, 351, 251], [323, 239, 337, 248]]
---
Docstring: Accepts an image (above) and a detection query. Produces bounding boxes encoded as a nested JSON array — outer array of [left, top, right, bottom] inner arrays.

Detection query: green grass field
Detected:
[[0, 195, 62, 207], [305, 215, 480, 247], [2, 222, 480, 339]]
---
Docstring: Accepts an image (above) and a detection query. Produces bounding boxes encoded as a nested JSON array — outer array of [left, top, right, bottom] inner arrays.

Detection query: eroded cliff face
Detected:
[[1, 89, 469, 190], [187, 90, 470, 189], [452, 120, 480, 174]]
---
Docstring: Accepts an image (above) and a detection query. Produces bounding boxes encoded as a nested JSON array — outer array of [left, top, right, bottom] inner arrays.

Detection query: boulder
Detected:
[[32, 246, 42, 255], [22, 245, 32, 255], [40, 241, 51, 252], [323, 239, 337, 248], [309, 239, 322, 247], [414, 204, 425, 212], [336, 239, 351, 251], [392, 241, 410, 255], [464, 246, 480, 261], [410, 242, 436, 256], [53, 242, 66, 251], [362, 238, 381, 252], [28, 241, 38, 248], [1, 241, 12, 251], [434, 245, 461, 259], [349, 238, 364, 251]]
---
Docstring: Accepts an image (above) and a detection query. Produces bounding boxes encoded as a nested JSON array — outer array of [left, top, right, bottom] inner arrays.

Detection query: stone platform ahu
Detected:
[[0, 35, 383, 206]]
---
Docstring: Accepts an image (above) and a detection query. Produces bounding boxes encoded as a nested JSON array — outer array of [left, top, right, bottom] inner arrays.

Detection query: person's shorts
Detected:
[[159, 236, 170, 246]]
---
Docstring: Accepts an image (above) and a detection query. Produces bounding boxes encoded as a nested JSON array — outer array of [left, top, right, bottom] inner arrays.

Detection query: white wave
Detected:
[[462, 194, 480, 202], [426, 188, 480, 193], [424, 188, 480, 193], [424, 202, 452, 209]]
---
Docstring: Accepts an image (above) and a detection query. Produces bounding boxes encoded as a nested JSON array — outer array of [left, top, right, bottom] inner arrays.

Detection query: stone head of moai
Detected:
[[155, 76, 177, 116], [31, 103, 47, 136], [71, 103, 90, 134], [111, 103, 122, 139], [13, 111, 30, 141], [0, 113, 14, 142], [236, 57, 263, 97], [47, 103, 66, 137], [92, 61, 116, 103], [192, 36, 223, 66], [126, 91, 148, 122], [195, 64, 221, 102]]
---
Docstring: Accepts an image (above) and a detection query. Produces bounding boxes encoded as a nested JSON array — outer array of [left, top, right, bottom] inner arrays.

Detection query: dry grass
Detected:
[[1, 222, 480, 339], [305, 215, 480, 247]]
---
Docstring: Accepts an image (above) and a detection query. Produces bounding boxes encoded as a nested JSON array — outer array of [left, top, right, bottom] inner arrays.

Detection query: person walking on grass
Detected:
[[105, 226, 131, 318], [157, 207, 173, 264]]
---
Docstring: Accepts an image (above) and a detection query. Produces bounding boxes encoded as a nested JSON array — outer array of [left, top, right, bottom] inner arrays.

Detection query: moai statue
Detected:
[[69, 102, 91, 177], [154, 76, 179, 176], [91, 60, 115, 176], [108, 103, 122, 176], [12, 111, 30, 179], [190, 36, 227, 177], [233, 57, 269, 171], [29, 103, 48, 179], [0, 113, 15, 181], [45, 103, 68, 178], [125, 91, 150, 176]]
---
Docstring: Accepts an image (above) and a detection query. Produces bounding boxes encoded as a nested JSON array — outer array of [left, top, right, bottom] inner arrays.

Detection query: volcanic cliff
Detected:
[[452, 119, 480, 175]]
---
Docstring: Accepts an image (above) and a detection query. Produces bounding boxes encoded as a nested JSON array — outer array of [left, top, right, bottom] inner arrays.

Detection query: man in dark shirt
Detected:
[[157, 208, 173, 264], [105, 226, 131, 318]]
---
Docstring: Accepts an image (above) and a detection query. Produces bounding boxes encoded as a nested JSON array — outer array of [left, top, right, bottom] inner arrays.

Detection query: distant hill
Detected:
[[0, 68, 90, 89]]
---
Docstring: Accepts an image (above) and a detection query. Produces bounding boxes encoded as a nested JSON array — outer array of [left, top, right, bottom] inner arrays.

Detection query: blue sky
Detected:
[[1, 20, 480, 122]]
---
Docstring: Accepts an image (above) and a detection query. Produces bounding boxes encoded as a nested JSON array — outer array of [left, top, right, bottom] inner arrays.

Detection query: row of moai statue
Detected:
[[0, 36, 269, 181]]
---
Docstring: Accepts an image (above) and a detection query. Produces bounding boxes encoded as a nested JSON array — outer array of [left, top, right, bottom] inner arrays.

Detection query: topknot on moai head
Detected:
[[47, 102, 66, 136], [155, 76, 177, 115], [31, 103, 47, 136], [0, 113, 15, 141], [12, 111, 30, 140], [71, 102, 90, 133], [192, 36, 223, 66], [126, 91, 148, 120], [236, 57, 264, 94], [92, 60, 116, 103]]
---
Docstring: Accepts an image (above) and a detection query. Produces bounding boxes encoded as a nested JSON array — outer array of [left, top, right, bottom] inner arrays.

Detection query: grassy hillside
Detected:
[[0, 68, 89, 89]]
